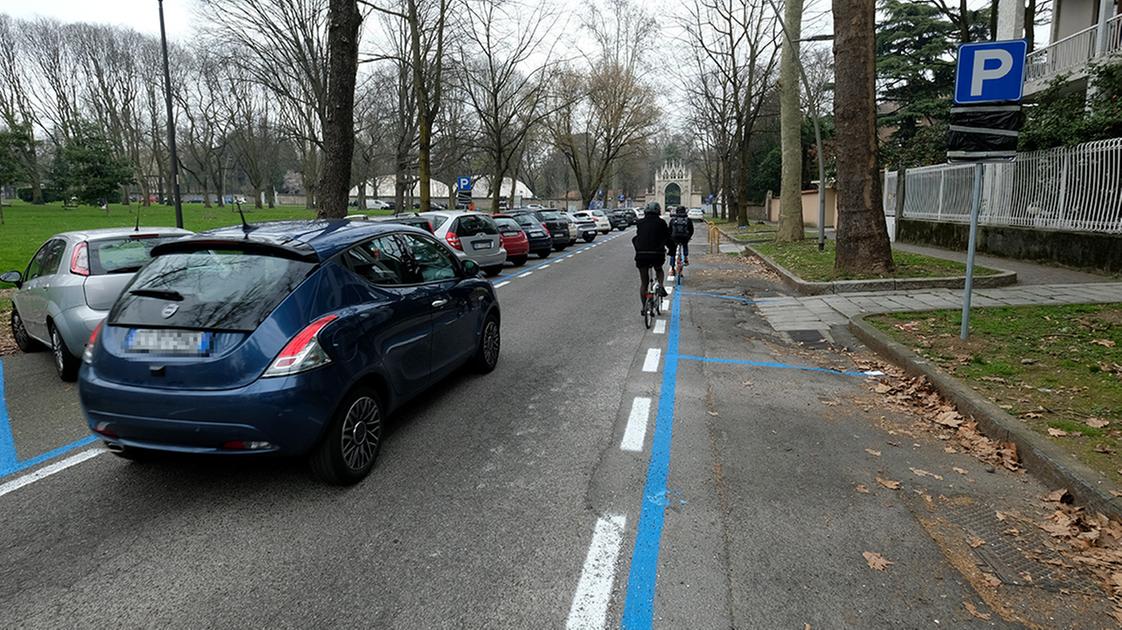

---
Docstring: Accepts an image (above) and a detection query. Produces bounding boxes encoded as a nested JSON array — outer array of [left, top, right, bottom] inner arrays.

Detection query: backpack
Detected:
[[670, 216, 690, 240]]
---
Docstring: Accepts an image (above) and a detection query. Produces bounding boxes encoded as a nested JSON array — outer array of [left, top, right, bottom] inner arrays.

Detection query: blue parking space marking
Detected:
[[0, 360, 99, 480], [620, 289, 682, 629], [677, 354, 874, 378], [0, 361, 18, 471]]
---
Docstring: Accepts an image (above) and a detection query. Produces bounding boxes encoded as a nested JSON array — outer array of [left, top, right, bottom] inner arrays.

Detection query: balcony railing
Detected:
[[1025, 13, 1122, 90]]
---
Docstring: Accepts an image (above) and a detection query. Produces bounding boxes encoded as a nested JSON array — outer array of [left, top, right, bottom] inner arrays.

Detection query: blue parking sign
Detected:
[[457, 176, 472, 192], [954, 40, 1027, 104]]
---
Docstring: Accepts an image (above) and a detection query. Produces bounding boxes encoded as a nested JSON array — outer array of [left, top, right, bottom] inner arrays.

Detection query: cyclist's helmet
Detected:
[[644, 202, 661, 216], [676, 206, 687, 216]]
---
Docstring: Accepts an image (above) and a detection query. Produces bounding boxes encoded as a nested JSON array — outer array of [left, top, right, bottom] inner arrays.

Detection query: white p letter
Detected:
[[971, 49, 1013, 97]]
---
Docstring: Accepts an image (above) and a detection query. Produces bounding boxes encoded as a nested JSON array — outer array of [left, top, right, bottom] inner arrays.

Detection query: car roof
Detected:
[[162, 220, 424, 261], [54, 226, 193, 241]]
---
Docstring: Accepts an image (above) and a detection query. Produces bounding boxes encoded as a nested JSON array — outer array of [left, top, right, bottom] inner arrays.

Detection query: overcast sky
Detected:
[[0, 0, 195, 39]]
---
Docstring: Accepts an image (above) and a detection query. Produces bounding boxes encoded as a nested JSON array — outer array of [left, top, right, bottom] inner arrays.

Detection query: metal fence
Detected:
[[884, 138, 1122, 234]]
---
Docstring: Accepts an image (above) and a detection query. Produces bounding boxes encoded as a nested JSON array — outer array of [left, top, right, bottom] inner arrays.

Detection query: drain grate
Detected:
[[943, 497, 1101, 595]]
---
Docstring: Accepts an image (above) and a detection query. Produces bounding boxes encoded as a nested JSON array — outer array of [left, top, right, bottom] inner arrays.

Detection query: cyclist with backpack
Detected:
[[668, 205, 694, 269], [632, 202, 670, 315]]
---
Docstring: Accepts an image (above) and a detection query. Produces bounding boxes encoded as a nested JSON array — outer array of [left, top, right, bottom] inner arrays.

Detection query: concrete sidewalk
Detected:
[[755, 282, 1122, 331], [891, 242, 1115, 285]]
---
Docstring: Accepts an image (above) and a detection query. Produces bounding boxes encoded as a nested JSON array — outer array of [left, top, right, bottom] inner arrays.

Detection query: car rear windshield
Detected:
[[454, 215, 499, 235], [109, 251, 315, 331], [494, 218, 521, 231], [512, 215, 540, 228], [538, 211, 564, 221], [89, 235, 182, 275]]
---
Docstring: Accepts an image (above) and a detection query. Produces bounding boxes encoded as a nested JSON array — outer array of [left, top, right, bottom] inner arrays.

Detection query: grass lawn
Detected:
[[0, 199, 389, 272], [753, 238, 998, 282], [871, 304, 1122, 484]]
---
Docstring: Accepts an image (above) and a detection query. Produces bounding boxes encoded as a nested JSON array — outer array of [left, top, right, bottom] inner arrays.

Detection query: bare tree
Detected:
[[776, 0, 805, 241], [0, 16, 44, 203], [832, 0, 894, 273], [545, 0, 661, 210], [458, 0, 556, 213], [683, 0, 781, 225], [318, 0, 364, 218]]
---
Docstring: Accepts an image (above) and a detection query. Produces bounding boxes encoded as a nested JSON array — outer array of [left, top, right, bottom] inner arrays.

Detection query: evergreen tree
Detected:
[[58, 122, 134, 204]]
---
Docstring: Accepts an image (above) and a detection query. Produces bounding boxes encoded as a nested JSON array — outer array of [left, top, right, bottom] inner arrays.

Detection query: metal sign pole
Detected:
[[960, 162, 985, 340]]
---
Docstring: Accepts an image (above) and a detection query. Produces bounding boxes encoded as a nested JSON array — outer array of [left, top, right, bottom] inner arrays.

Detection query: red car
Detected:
[[493, 215, 530, 266]]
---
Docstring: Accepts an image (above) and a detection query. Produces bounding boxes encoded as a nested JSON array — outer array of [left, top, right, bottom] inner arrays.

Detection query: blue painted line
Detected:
[[621, 288, 682, 628], [0, 361, 17, 471], [676, 354, 872, 377], [680, 290, 755, 304], [0, 435, 98, 478]]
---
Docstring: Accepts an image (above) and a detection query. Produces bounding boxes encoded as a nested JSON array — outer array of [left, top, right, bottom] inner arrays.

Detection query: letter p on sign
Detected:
[[954, 40, 1027, 104]]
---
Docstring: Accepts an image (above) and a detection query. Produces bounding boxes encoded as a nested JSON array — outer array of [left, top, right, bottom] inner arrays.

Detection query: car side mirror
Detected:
[[0, 271, 22, 288], [461, 259, 481, 278]]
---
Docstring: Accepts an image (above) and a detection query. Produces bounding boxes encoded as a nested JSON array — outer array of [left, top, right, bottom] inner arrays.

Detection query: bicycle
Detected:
[[642, 268, 662, 329], [673, 244, 685, 286]]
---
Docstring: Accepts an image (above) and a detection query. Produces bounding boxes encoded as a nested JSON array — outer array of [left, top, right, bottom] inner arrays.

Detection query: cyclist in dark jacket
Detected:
[[632, 202, 671, 313], [667, 206, 695, 268]]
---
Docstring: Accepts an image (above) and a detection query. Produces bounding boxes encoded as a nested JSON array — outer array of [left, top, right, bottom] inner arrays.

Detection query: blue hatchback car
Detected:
[[78, 220, 501, 484]]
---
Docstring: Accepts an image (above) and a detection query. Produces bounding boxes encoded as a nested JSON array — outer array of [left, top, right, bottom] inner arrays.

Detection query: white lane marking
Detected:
[[665, 286, 674, 295], [661, 299, 670, 312], [652, 320, 666, 335], [620, 397, 652, 452], [566, 514, 627, 630], [541, 264, 551, 269], [0, 449, 103, 498], [495, 281, 511, 288], [554, 258, 565, 263], [517, 271, 533, 278], [642, 348, 661, 372]]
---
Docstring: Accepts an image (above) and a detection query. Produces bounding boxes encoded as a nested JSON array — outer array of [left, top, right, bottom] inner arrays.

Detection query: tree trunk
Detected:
[[317, 0, 362, 219], [255, 186, 264, 209], [1024, 0, 1036, 51], [777, 0, 806, 241], [395, 172, 407, 214], [357, 180, 367, 211], [989, 0, 999, 40], [832, 0, 895, 274], [417, 117, 433, 213], [959, 0, 971, 42]]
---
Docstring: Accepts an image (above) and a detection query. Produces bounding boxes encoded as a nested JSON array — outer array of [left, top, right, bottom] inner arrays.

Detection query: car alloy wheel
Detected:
[[10, 310, 37, 352], [482, 318, 500, 369], [51, 328, 65, 371], [340, 396, 382, 473]]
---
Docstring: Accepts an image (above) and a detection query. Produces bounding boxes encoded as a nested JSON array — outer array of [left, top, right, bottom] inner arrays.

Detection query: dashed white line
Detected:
[[665, 286, 674, 295], [0, 449, 103, 498], [661, 298, 670, 312], [566, 514, 627, 630], [620, 397, 652, 452], [540, 264, 551, 269], [652, 320, 666, 335], [517, 271, 533, 278], [495, 281, 511, 288], [642, 348, 661, 372]]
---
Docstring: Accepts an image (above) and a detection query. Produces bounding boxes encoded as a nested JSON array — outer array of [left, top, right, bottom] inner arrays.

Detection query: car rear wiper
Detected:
[[107, 266, 144, 274], [129, 288, 185, 301]]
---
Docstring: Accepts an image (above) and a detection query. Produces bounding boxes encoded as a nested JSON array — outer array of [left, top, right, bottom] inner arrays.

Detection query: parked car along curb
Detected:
[[739, 240, 1018, 296], [849, 314, 1122, 522]]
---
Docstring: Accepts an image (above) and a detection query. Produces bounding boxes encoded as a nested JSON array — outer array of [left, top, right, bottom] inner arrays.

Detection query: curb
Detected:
[[730, 238, 1018, 296], [849, 315, 1122, 521]]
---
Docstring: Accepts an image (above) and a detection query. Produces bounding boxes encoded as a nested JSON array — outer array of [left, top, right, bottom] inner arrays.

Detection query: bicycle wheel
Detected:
[[654, 287, 662, 316], [643, 298, 654, 329]]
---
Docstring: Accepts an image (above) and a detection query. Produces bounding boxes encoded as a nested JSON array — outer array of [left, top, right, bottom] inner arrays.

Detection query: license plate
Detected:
[[530, 231, 544, 237], [472, 240, 492, 250], [127, 329, 210, 355]]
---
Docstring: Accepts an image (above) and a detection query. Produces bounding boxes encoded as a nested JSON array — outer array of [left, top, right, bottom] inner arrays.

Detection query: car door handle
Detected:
[[431, 299, 448, 308]]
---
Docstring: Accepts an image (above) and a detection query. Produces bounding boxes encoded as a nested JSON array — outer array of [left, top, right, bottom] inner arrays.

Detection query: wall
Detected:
[[899, 218, 1122, 272], [1054, 0, 1097, 40], [767, 188, 837, 227]]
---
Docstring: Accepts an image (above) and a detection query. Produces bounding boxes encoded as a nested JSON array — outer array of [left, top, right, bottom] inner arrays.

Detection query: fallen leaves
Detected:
[[864, 448, 881, 457], [1047, 428, 1068, 438], [953, 467, 969, 475], [967, 535, 986, 549], [707, 410, 719, 417], [934, 410, 963, 428], [1087, 418, 1111, 429], [909, 467, 944, 481], [1044, 488, 1071, 503], [981, 572, 1002, 588], [1091, 339, 1117, 348], [876, 477, 901, 490], [863, 551, 893, 571], [963, 601, 991, 621], [855, 484, 870, 494]]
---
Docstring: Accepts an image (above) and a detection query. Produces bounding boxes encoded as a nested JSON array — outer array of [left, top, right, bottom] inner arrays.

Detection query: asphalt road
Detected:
[[0, 226, 1091, 628]]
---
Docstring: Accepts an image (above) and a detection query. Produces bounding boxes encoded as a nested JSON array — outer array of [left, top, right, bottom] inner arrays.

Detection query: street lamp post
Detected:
[[158, 0, 183, 229]]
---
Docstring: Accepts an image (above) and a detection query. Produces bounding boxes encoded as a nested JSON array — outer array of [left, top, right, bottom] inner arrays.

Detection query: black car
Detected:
[[500, 213, 552, 259], [609, 209, 632, 230], [370, 213, 434, 233], [510, 209, 570, 251]]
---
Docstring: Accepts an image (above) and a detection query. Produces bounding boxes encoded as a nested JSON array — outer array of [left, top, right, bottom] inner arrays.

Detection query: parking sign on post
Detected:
[[950, 40, 1026, 340]]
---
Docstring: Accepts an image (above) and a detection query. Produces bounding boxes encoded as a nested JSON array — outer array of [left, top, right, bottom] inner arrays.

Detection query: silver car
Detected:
[[421, 211, 507, 276], [2, 227, 192, 381]]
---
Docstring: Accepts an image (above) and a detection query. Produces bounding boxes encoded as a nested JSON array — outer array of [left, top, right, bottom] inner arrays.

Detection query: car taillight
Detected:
[[82, 320, 103, 364], [263, 315, 338, 378], [70, 241, 90, 276], [445, 232, 462, 250]]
